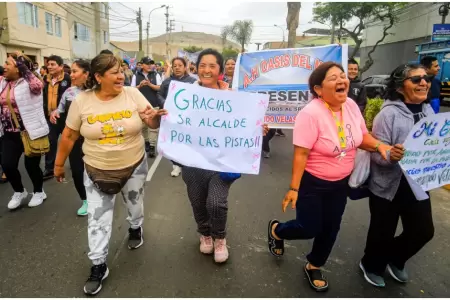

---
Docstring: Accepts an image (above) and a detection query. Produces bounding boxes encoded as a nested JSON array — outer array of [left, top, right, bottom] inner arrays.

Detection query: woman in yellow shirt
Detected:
[[54, 53, 166, 295]]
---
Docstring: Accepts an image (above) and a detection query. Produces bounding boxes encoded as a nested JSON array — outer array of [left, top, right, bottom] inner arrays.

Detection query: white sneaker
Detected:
[[28, 191, 47, 207], [199, 235, 214, 254], [171, 165, 182, 177], [7, 190, 28, 210], [214, 238, 229, 263]]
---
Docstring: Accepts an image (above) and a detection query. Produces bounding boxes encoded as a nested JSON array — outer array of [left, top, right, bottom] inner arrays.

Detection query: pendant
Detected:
[[335, 151, 346, 161]]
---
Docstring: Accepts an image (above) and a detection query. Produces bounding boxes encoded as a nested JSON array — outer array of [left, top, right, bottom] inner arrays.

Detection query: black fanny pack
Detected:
[[85, 156, 144, 195]]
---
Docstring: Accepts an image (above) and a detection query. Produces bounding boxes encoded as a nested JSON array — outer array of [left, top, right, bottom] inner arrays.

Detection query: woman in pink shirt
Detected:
[[267, 62, 402, 292]]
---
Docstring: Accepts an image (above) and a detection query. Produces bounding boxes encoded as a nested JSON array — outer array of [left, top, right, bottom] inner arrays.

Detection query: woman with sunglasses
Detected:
[[359, 64, 435, 288]]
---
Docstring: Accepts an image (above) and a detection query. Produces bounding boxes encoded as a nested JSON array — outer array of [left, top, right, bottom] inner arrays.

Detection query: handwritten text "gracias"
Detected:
[[174, 89, 233, 113]]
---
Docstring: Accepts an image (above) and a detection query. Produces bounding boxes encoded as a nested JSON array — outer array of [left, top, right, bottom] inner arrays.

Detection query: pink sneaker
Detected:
[[214, 238, 229, 263], [199, 235, 214, 254]]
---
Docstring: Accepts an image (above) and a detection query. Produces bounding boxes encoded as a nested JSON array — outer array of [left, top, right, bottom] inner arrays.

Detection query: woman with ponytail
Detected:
[[0, 52, 49, 209], [50, 59, 90, 216]]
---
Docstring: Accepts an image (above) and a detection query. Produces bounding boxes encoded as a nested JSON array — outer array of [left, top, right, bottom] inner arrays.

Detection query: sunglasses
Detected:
[[405, 75, 432, 84]]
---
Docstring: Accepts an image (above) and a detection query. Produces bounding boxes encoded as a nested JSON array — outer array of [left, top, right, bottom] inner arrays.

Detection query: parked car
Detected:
[[362, 75, 389, 98]]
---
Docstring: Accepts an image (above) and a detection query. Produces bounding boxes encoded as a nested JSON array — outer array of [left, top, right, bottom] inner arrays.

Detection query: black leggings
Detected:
[[69, 137, 86, 201], [262, 129, 276, 152], [1, 132, 43, 193], [361, 176, 434, 275]]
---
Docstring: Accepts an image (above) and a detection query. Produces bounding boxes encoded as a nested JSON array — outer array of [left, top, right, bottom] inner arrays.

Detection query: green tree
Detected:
[[221, 20, 253, 53], [183, 46, 203, 53], [222, 46, 240, 60], [286, 2, 301, 48], [313, 2, 406, 74]]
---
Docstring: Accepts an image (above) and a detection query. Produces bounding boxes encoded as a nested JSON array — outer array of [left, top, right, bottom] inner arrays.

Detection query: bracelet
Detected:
[[289, 187, 299, 192], [375, 142, 381, 152]]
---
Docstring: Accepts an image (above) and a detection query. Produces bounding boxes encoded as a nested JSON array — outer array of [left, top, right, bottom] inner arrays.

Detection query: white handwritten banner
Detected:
[[400, 112, 450, 191], [157, 81, 269, 174]]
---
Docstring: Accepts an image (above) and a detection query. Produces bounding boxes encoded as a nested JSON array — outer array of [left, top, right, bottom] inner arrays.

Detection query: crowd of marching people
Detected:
[[0, 46, 440, 295]]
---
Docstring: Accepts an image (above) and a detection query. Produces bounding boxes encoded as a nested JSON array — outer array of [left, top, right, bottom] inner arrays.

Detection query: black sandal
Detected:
[[268, 219, 284, 257], [304, 263, 329, 292]]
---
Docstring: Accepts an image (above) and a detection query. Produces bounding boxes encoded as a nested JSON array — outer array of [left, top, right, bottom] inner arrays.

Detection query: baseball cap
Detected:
[[141, 57, 155, 65]]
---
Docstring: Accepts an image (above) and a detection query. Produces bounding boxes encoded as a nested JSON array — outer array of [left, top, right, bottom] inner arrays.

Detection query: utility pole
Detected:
[[169, 19, 175, 55], [146, 22, 150, 56], [146, 5, 167, 58], [330, 22, 336, 44], [256, 43, 262, 50], [440, 3, 449, 24], [165, 6, 169, 57], [137, 7, 142, 52]]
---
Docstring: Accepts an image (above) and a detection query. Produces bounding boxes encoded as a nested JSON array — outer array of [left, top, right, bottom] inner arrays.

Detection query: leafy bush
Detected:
[[364, 97, 384, 131]]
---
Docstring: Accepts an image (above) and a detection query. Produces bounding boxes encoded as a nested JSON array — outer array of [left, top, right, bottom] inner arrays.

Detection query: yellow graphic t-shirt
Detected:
[[66, 87, 152, 170]]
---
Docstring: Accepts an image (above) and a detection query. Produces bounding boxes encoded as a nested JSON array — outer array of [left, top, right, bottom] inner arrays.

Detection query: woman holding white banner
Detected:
[[182, 49, 269, 264], [359, 64, 435, 288], [267, 61, 396, 292]]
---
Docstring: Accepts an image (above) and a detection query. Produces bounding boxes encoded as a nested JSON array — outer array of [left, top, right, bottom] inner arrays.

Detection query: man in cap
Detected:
[[131, 57, 162, 158]]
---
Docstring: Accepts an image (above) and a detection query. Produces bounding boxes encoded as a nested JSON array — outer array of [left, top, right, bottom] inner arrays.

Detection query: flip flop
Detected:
[[268, 219, 284, 257], [304, 263, 329, 292]]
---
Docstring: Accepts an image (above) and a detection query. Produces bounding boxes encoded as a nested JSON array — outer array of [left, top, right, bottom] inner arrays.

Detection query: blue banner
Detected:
[[232, 45, 348, 128], [432, 24, 450, 42]]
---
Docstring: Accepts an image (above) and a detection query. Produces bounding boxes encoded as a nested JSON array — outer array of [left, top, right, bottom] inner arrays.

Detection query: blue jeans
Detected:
[[275, 171, 348, 267]]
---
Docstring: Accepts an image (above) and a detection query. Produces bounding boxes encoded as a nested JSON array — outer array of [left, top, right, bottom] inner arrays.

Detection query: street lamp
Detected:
[[274, 24, 285, 48], [147, 5, 166, 56]]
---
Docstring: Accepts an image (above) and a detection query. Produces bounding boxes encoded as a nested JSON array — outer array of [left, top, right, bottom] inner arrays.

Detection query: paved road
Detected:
[[0, 131, 449, 297]]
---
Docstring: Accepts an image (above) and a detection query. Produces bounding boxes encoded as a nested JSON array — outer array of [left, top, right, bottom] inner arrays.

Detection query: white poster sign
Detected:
[[157, 81, 268, 174], [400, 112, 450, 191]]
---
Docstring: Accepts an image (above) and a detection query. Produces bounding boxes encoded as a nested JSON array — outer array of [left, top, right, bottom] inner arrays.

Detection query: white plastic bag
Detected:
[[349, 149, 370, 188]]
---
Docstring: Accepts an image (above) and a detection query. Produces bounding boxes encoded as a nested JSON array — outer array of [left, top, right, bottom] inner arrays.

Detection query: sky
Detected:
[[108, 2, 330, 51]]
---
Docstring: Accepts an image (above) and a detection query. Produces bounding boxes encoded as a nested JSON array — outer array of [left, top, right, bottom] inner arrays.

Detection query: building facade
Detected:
[[360, 2, 442, 77], [0, 2, 110, 65]]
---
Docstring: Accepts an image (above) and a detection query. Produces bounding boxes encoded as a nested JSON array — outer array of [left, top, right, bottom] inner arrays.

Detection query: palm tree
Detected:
[[221, 20, 253, 53], [286, 2, 301, 48]]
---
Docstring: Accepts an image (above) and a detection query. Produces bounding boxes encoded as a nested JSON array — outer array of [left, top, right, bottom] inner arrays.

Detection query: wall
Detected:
[[362, 3, 440, 48], [360, 2, 442, 77], [0, 2, 71, 64], [360, 37, 431, 78], [64, 2, 109, 60]]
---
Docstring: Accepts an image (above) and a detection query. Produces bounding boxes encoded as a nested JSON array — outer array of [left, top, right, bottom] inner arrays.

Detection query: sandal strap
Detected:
[[308, 268, 325, 282]]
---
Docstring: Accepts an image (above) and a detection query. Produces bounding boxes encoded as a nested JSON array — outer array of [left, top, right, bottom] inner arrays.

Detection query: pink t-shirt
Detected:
[[293, 97, 368, 181]]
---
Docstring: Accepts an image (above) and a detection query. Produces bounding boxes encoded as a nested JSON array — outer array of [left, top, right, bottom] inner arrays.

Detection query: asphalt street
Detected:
[[0, 130, 449, 297]]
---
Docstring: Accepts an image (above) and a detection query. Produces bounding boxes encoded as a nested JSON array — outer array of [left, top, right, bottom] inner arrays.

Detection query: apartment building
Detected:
[[0, 2, 110, 65]]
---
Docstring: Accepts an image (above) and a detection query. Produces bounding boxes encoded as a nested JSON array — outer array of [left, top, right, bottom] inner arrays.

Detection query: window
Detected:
[[17, 2, 38, 28], [55, 17, 62, 37], [74, 22, 90, 42], [103, 31, 108, 44], [45, 12, 53, 34]]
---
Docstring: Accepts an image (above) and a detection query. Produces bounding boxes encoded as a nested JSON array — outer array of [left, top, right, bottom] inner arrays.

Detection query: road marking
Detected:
[[146, 153, 163, 181]]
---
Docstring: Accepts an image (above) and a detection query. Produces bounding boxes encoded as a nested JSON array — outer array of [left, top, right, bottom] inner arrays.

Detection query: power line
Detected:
[[70, 3, 135, 22], [109, 21, 135, 30], [54, 3, 94, 27], [116, 3, 138, 14], [108, 5, 136, 20]]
